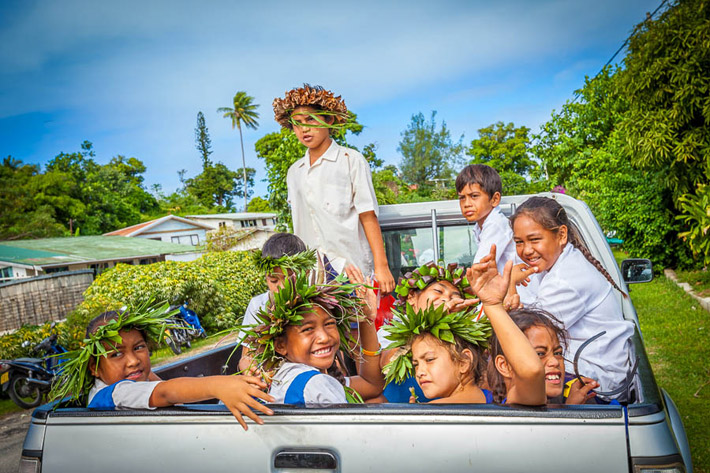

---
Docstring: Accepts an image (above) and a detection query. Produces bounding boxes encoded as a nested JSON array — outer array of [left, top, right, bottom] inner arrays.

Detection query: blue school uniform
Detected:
[[269, 362, 347, 406], [87, 378, 160, 410]]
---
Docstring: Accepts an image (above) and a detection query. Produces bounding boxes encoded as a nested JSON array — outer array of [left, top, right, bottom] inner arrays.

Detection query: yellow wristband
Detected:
[[361, 347, 382, 357]]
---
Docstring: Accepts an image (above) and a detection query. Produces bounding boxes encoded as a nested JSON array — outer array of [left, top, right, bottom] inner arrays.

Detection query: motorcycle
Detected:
[[164, 303, 205, 355], [0, 324, 67, 409]]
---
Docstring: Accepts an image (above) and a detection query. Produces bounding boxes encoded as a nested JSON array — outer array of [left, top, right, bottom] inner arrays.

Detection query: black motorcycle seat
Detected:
[[14, 358, 43, 364]]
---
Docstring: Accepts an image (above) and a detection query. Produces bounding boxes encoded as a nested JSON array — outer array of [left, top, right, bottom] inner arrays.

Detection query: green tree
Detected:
[[398, 111, 463, 190], [535, 68, 683, 266], [467, 121, 544, 195], [194, 111, 213, 168], [618, 0, 710, 263], [185, 164, 255, 210], [246, 196, 273, 213], [218, 91, 260, 211], [0, 157, 66, 239]]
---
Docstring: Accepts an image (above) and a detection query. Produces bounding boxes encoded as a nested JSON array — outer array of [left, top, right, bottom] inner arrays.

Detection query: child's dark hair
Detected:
[[510, 196, 627, 297], [455, 164, 503, 198], [86, 310, 153, 351], [262, 232, 307, 259], [487, 308, 567, 403], [414, 333, 487, 386]]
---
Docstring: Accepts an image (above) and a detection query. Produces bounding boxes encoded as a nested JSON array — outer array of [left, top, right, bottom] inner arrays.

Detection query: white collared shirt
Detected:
[[87, 378, 160, 410], [532, 244, 635, 392], [287, 141, 378, 275], [471, 206, 517, 274]]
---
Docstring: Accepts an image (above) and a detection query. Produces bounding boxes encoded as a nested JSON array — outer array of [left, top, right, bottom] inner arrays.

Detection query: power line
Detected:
[[570, 0, 670, 104]]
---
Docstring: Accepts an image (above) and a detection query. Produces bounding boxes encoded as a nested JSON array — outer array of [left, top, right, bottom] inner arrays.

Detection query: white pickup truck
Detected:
[[20, 193, 692, 473]]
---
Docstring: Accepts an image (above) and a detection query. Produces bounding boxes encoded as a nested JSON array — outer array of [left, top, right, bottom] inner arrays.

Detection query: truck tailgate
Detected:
[[41, 404, 629, 473]]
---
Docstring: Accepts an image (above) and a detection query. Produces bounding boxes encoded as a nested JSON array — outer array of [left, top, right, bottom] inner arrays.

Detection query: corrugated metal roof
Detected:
[[0, 236, 198, 267], [103, 215, 213, 237]]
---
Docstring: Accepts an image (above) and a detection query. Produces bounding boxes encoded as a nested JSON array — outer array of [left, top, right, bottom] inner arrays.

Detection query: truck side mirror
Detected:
[[621, 259, 653, 284]]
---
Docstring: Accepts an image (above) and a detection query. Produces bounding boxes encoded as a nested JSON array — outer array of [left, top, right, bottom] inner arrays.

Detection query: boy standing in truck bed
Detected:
[[272, 84, 394, 293]]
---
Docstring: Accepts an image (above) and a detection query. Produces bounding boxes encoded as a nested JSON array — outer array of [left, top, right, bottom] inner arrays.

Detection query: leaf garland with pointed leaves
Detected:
[[239, 271, 365, 373], [381, 303, 491, 385], [252, 248, 317, 275], [49, 300, 178, 405], [394, 261, 475, 306]]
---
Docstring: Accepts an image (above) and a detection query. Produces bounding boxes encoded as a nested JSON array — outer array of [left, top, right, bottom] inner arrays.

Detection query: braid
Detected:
[[572, 240, 628, 298], [327, 352, 348, 387]]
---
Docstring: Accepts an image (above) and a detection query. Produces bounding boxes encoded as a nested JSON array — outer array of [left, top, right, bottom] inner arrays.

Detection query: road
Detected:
[[0, 410, 31, 473]]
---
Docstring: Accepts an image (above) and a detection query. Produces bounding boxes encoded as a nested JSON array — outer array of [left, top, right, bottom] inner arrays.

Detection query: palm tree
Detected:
[[218, 91, 260, 211]]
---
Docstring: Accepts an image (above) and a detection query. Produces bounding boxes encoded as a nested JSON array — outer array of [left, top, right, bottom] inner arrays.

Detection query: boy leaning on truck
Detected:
[[49, 304, 273, 431], [273, 84, 395, 293]]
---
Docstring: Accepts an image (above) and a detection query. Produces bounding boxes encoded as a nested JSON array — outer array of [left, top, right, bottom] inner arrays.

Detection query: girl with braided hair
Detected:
[[507, 196, 635, 396]]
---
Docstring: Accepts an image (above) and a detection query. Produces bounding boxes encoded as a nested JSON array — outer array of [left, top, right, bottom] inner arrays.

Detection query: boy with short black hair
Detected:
[[272, 84, 395, 293], [455, 164, 516, 273]]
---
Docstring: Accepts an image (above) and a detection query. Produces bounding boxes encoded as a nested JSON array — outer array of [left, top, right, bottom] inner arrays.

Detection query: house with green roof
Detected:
[[0, 236, 201, 281]]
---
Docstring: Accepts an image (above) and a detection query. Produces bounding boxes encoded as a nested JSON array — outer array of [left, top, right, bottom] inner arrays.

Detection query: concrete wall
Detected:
[[0, 270, 94, 332]]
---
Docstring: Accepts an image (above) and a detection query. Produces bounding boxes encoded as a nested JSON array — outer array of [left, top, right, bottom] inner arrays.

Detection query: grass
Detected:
[[0, 397, 23, 416], [674, 268, 710, 297], [616, 250, 710, 472]]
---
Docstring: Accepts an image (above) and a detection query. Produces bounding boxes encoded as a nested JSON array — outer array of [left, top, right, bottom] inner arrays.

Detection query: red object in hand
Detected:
[[373, 279, 395, 330]]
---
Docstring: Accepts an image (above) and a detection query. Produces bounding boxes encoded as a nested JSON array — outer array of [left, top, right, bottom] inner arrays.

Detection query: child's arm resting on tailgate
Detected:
[[149, 375, 274, 430]]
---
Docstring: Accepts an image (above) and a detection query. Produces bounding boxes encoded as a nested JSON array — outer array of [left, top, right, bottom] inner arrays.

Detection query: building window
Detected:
[[172, 234, 199, 246], [0, 267, 13, 280], [45, 266, 69, 274]]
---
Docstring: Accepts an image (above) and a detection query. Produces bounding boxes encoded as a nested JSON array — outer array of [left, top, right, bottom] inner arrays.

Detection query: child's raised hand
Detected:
[[466, 244, 511, 307], [503, 292, 522, 311], [214, 375, 275, 431], [566, 376, 598, 405]]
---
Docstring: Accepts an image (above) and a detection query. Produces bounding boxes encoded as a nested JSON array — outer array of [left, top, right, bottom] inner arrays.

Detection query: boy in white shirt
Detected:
[[456, 164, 516, 273], [272, 84, 394, 293], [238, 233, 316, 373], [456, 164, 537, 305]]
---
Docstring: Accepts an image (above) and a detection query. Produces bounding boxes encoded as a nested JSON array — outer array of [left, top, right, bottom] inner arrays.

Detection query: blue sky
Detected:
[[0, 0, 659, 205]]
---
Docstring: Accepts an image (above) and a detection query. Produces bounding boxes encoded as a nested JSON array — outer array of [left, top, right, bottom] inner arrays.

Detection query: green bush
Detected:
[[0, 322, 65, 360], [63, 250, 264, 348]]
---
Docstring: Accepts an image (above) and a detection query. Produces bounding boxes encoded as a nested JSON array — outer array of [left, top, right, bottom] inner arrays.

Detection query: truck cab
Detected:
[[20, 193, 692, 473]]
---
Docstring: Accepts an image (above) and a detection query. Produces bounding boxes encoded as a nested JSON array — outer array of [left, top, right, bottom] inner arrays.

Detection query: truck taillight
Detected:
[[632, 454, 686, 473], [18, 456, 40, 473]]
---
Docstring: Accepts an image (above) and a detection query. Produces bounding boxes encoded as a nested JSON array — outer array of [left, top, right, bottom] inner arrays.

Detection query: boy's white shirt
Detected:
[[531, 244, 635, 392], [87, 378, 160, 409], [471, 206, 516, 274], [240, 291, 270, 347], [269, 362, 347, 406], [287, 140, 378, 275]]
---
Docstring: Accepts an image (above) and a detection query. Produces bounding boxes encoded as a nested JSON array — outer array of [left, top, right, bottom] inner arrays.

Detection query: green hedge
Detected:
[[0, 250, 265, 354], [62, 250, 264, 348]]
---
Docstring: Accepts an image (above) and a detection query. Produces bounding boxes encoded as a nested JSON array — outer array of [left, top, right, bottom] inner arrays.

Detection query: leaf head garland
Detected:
[[239, 271, 365, 372], [394, 261, 475, 306], [253, 248, 317, 276], [381, 303, 492, 385], [49, 300, 178, 405], [272, 84, 348, 129]]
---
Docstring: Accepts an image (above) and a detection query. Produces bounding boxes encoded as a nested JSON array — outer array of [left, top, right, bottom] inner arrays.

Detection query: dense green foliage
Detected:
[[467, 121, 545, 195], [195, 111, 213, 166], [535, 69, 685, 266], [246, 196, 273, 212], [1, 142, 159, 239], [618, 0, 710, 264], [62, 251, 264, 347], [185, 163, 255, 209], [398, 111, 463, 189], [0, 322, 60, 360], [535, 0, 709, 267]]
